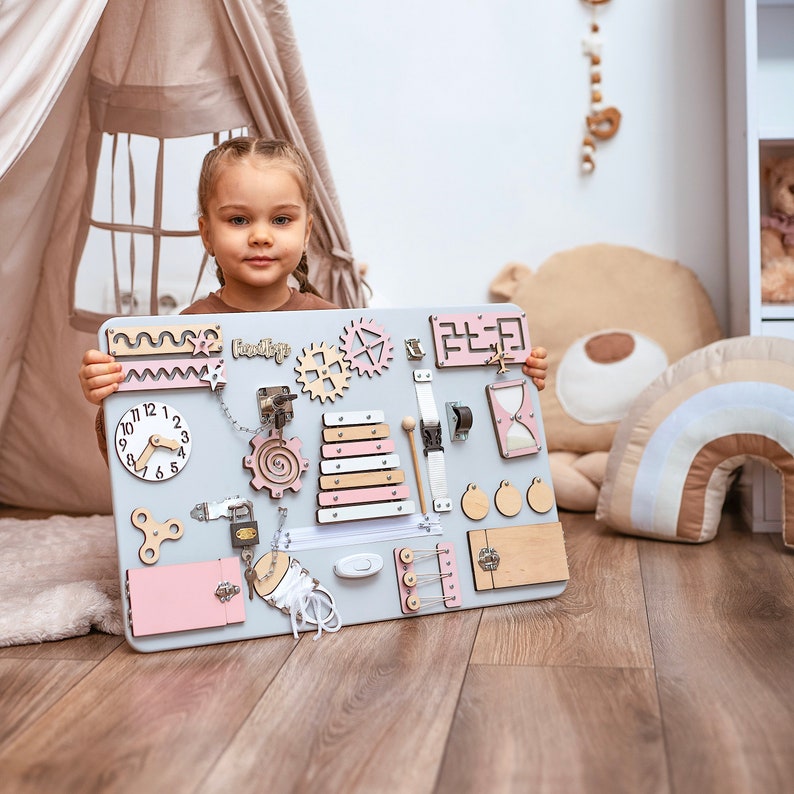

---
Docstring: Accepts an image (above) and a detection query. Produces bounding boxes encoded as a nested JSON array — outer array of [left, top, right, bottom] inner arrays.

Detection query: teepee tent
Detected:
[[0, 0, 365, 513]]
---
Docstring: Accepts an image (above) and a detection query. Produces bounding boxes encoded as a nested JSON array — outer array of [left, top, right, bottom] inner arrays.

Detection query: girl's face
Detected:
[[199, 158, 312, 310]]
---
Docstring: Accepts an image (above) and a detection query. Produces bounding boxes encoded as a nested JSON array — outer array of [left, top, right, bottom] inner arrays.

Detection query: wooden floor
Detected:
[[1, 506, 793, 794]]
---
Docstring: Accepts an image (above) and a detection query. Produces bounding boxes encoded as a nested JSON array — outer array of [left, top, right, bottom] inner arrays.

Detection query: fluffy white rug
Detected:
[[0, 514, 123, 646]]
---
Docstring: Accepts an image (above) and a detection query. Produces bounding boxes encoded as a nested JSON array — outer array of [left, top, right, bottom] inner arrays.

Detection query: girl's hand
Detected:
[[522, 346, 548, 391], [78, 349, 123, 405]]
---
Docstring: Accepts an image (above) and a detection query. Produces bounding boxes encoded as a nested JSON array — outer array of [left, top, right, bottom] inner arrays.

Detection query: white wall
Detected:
[[290, 0, 728, 329]]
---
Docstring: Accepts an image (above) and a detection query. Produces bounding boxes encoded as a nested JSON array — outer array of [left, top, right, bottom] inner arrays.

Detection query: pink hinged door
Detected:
[[127, 557, 246, 637]]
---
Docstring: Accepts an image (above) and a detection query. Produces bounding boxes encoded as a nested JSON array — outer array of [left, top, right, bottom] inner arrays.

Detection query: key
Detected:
[[242, 547, 256, 600], [244, 563, 256, 601]]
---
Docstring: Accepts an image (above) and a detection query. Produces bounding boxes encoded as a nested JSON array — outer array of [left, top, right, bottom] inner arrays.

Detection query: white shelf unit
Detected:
[[726, 0, 794, 531]]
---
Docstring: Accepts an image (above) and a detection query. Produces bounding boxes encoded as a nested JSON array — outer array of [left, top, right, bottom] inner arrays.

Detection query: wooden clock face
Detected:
[[114, 400, 192, 482]]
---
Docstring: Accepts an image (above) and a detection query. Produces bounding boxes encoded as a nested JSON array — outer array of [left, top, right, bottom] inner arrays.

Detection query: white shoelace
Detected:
[[265, 558, 342, 640]]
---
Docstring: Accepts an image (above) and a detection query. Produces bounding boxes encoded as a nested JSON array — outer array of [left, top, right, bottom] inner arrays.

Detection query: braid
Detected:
[[214, 259, 225, 287], [293, 251, 322, 297]]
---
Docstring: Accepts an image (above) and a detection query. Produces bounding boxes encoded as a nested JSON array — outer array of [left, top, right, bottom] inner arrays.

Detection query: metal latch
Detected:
[[404, 338, 426, 360], [257, 386, 297, 430], [214, 580, 240, 602], [477, 546, 500, 572]]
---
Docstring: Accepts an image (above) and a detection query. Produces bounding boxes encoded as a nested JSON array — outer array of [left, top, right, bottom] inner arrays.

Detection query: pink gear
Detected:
[[340, 318, 394, 377], [243, 431, 309, 498]]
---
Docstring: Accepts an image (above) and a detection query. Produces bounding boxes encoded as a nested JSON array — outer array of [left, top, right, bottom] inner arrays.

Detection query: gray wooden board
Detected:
[[100, 304, 568, 652]]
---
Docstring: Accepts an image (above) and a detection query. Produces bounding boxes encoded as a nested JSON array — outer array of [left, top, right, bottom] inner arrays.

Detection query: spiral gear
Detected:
[[243, 432, 310, 497], [294, 341, 350, 403], [339, 318, 394, 377]]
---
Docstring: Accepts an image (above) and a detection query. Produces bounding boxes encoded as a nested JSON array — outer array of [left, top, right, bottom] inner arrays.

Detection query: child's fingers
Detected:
[[522, 354, 548, 391], [530, 346, 547, 361], [86, 380, 122, 404], [79, 360, 123, 404], [81, 348, 116, 366]]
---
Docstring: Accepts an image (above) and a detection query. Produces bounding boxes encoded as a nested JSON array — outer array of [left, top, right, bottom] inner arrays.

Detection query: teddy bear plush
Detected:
[[761, 156, 794, 303], [490, 244, 723, 511]]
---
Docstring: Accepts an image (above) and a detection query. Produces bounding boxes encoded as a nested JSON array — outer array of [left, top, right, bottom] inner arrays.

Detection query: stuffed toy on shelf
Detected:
[[760, 156, 794, 303]]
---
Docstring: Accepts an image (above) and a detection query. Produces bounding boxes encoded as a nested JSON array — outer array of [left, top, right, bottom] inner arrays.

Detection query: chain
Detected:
[[214, 389, 267, 435], [257, 506, 289, 583]]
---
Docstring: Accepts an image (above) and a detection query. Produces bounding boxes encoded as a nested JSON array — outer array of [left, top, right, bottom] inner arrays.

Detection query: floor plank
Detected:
[[770, 532, 794, 577], [0, 631, 122, 661], [437, 664, 669, 794], [0, 636, 298, 794], [471, 512, 654, 668], [641, 512, 794, 794], [0, 657, 99, 744], [200, 610, 481, 794]]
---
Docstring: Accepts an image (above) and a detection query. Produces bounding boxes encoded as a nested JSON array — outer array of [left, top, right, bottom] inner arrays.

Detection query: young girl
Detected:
[[79, 136, 547, 409]]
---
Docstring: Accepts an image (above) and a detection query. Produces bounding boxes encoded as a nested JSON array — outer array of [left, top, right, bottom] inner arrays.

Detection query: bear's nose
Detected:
[[584, 331, 635, 364]]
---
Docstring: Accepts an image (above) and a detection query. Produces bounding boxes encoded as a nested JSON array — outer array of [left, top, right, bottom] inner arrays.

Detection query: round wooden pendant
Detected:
[[252, 552, 290, 598], [494, 480, 522, 517], [461, 483, 489, 521], [527, 477, 555, 514]]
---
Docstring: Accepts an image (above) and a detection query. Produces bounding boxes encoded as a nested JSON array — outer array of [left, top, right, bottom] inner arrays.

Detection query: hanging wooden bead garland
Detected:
[[581, 0, 621, 173]]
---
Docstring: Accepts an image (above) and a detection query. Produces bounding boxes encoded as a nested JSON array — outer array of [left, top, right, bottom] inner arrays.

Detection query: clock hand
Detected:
[[134, 435, 180, 471], [151, 435, 180, 451]]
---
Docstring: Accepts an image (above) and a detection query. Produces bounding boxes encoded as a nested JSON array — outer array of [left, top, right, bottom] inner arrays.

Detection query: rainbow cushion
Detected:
[[596, 336, 794, 547]]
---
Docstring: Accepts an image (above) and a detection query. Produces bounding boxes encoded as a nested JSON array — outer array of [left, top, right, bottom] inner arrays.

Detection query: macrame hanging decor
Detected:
[[580, 0, 621, 173]]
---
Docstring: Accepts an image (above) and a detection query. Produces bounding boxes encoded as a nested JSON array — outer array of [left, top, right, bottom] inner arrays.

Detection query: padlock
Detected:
[[229, 501, 259, 548]]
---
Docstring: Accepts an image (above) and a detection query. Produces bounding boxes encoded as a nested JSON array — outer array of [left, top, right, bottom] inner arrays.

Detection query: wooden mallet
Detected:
[[401, 416, 427, 515]]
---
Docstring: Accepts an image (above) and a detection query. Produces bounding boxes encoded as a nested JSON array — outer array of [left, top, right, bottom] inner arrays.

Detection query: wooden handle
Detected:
[[402, 418, 427, 515]]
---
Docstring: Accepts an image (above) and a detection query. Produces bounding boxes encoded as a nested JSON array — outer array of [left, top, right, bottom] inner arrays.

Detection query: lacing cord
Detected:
[[265, 559, 342, 640]]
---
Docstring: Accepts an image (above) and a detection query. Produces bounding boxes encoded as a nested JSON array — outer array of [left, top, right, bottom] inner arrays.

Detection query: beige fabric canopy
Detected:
[[0, 0, 365, 513]]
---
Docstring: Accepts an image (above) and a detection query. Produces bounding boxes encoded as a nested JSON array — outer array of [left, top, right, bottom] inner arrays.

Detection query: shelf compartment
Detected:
[[758, 4, 794, 132]]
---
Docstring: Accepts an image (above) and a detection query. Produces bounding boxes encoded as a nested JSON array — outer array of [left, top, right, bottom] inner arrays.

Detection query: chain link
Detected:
[[257, 507, 289, 583], [214, 389, 267, 435]]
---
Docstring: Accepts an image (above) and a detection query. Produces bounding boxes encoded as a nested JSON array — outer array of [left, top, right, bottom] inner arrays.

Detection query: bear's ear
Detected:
[[489, 262, 533, 301], [761, 157, 780, 184]]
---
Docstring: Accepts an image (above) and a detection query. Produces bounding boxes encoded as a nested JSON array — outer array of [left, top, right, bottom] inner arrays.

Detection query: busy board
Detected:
[[100, 304, 568, 652]]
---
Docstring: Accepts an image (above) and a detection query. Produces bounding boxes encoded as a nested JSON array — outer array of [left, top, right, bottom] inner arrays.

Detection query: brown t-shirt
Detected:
[[96, 288, 340, 459], [180, 288, 339, 314]]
